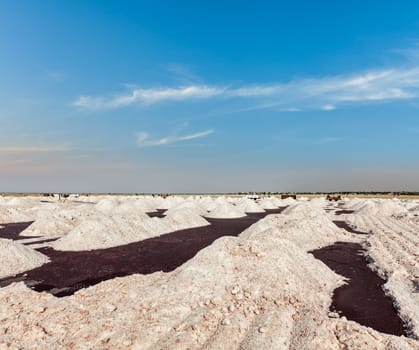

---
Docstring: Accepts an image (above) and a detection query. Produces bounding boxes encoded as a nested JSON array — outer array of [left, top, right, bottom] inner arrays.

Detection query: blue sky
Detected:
[[1, 1, 419, 192]]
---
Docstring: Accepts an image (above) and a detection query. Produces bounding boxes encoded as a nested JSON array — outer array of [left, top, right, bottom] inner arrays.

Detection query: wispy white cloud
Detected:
[[282, 107, 303, 112], [176, 130, 214, 141], [321, 104, 336, 111], [136, 129, 214, 147], [73, 86, 224, 109], [73, 57, 419, 111], [228, 85, 283, 97]]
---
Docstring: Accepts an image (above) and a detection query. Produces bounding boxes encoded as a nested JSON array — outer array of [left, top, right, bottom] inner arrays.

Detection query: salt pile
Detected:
[[0, 196, 34, 223], [52, 214, 160, 251], [94, 196, 159, 215], [0, 239, 49, 278], [353, 199, 408, 216], [23, 216, 73, 238], [242, 202, 351, 250], [235, 198, 265, 213], [0, 207, 32, 223], [21, 207, 81, 237], [115, 198, 157, 214], [258, 197, 281, 209], [1, 195, 419, 348], [0, 209, 417, 348], [95, 198, 121, 213], [158, 196, 185, 210], [163, 209, 210, 231], [52, 218, 122, 251], [198, 196, 217, 211], [165, 200, 207, 216], [206, 201, 247, 218], [52, 208, 210, 251], [282, 200, 326, 219]]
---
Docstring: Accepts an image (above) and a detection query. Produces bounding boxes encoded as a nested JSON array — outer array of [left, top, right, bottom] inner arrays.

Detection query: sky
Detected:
[[1, 1, 419, 193]]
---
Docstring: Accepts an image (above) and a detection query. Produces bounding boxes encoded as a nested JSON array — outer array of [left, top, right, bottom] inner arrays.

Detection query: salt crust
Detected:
[[0, 238, 49, 278]]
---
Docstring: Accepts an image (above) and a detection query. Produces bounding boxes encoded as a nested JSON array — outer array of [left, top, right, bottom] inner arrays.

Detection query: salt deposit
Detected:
[[235, 198, 265, 213], [0, 195, 418, 349], [95, 197, 121, 212], [206, 201, 247, 218], [52, 207, 210, 251], [0, 206, 32, 223], [165, 200, 207, 216], [282, 200, 326, 219], [158, 196, 185, 210], [0, 239, 49, 278], [198, 196, 218, 211], [347, 198, 409, 217], [243, 202, 352, 251], [21, 207, 82, 237], [257, 197, 279, 209], [163, 209, 210, 231]]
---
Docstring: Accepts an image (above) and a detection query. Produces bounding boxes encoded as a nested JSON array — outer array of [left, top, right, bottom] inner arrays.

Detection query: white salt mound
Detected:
[[235, 198, 265, 213], [53, 208, 211, 251], [206, 201, 246, 218], [354, 199, 408, 216], [242, 206, 350, 250], [22, 217, 74, 238], [258, 197, 279, 209], [0, 207, 33, 224], [116, 198, 157, 213], [52, 215, 157, 251], [198, 197, 217, 211], [53, 219, 114, 251], [163, 209, 210, 231], [95, 198, 120, 212], [0, 239, 49, 278], [282, 201, 325, 219], [165, 201, 207, 216], [158, 196, 185, 210]]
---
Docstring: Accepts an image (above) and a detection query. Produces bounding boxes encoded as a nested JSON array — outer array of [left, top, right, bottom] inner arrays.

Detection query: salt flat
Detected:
[[0, 195, 418, 349]]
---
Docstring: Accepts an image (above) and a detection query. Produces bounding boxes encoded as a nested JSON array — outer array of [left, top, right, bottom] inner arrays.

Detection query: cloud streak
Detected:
[[136, 129, 214, 148], [73, 86, 224, 109], [73, 61, 419, 111]]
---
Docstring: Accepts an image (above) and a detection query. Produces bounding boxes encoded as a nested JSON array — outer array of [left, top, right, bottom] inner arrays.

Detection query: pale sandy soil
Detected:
[[0, 195, 417, 349]]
